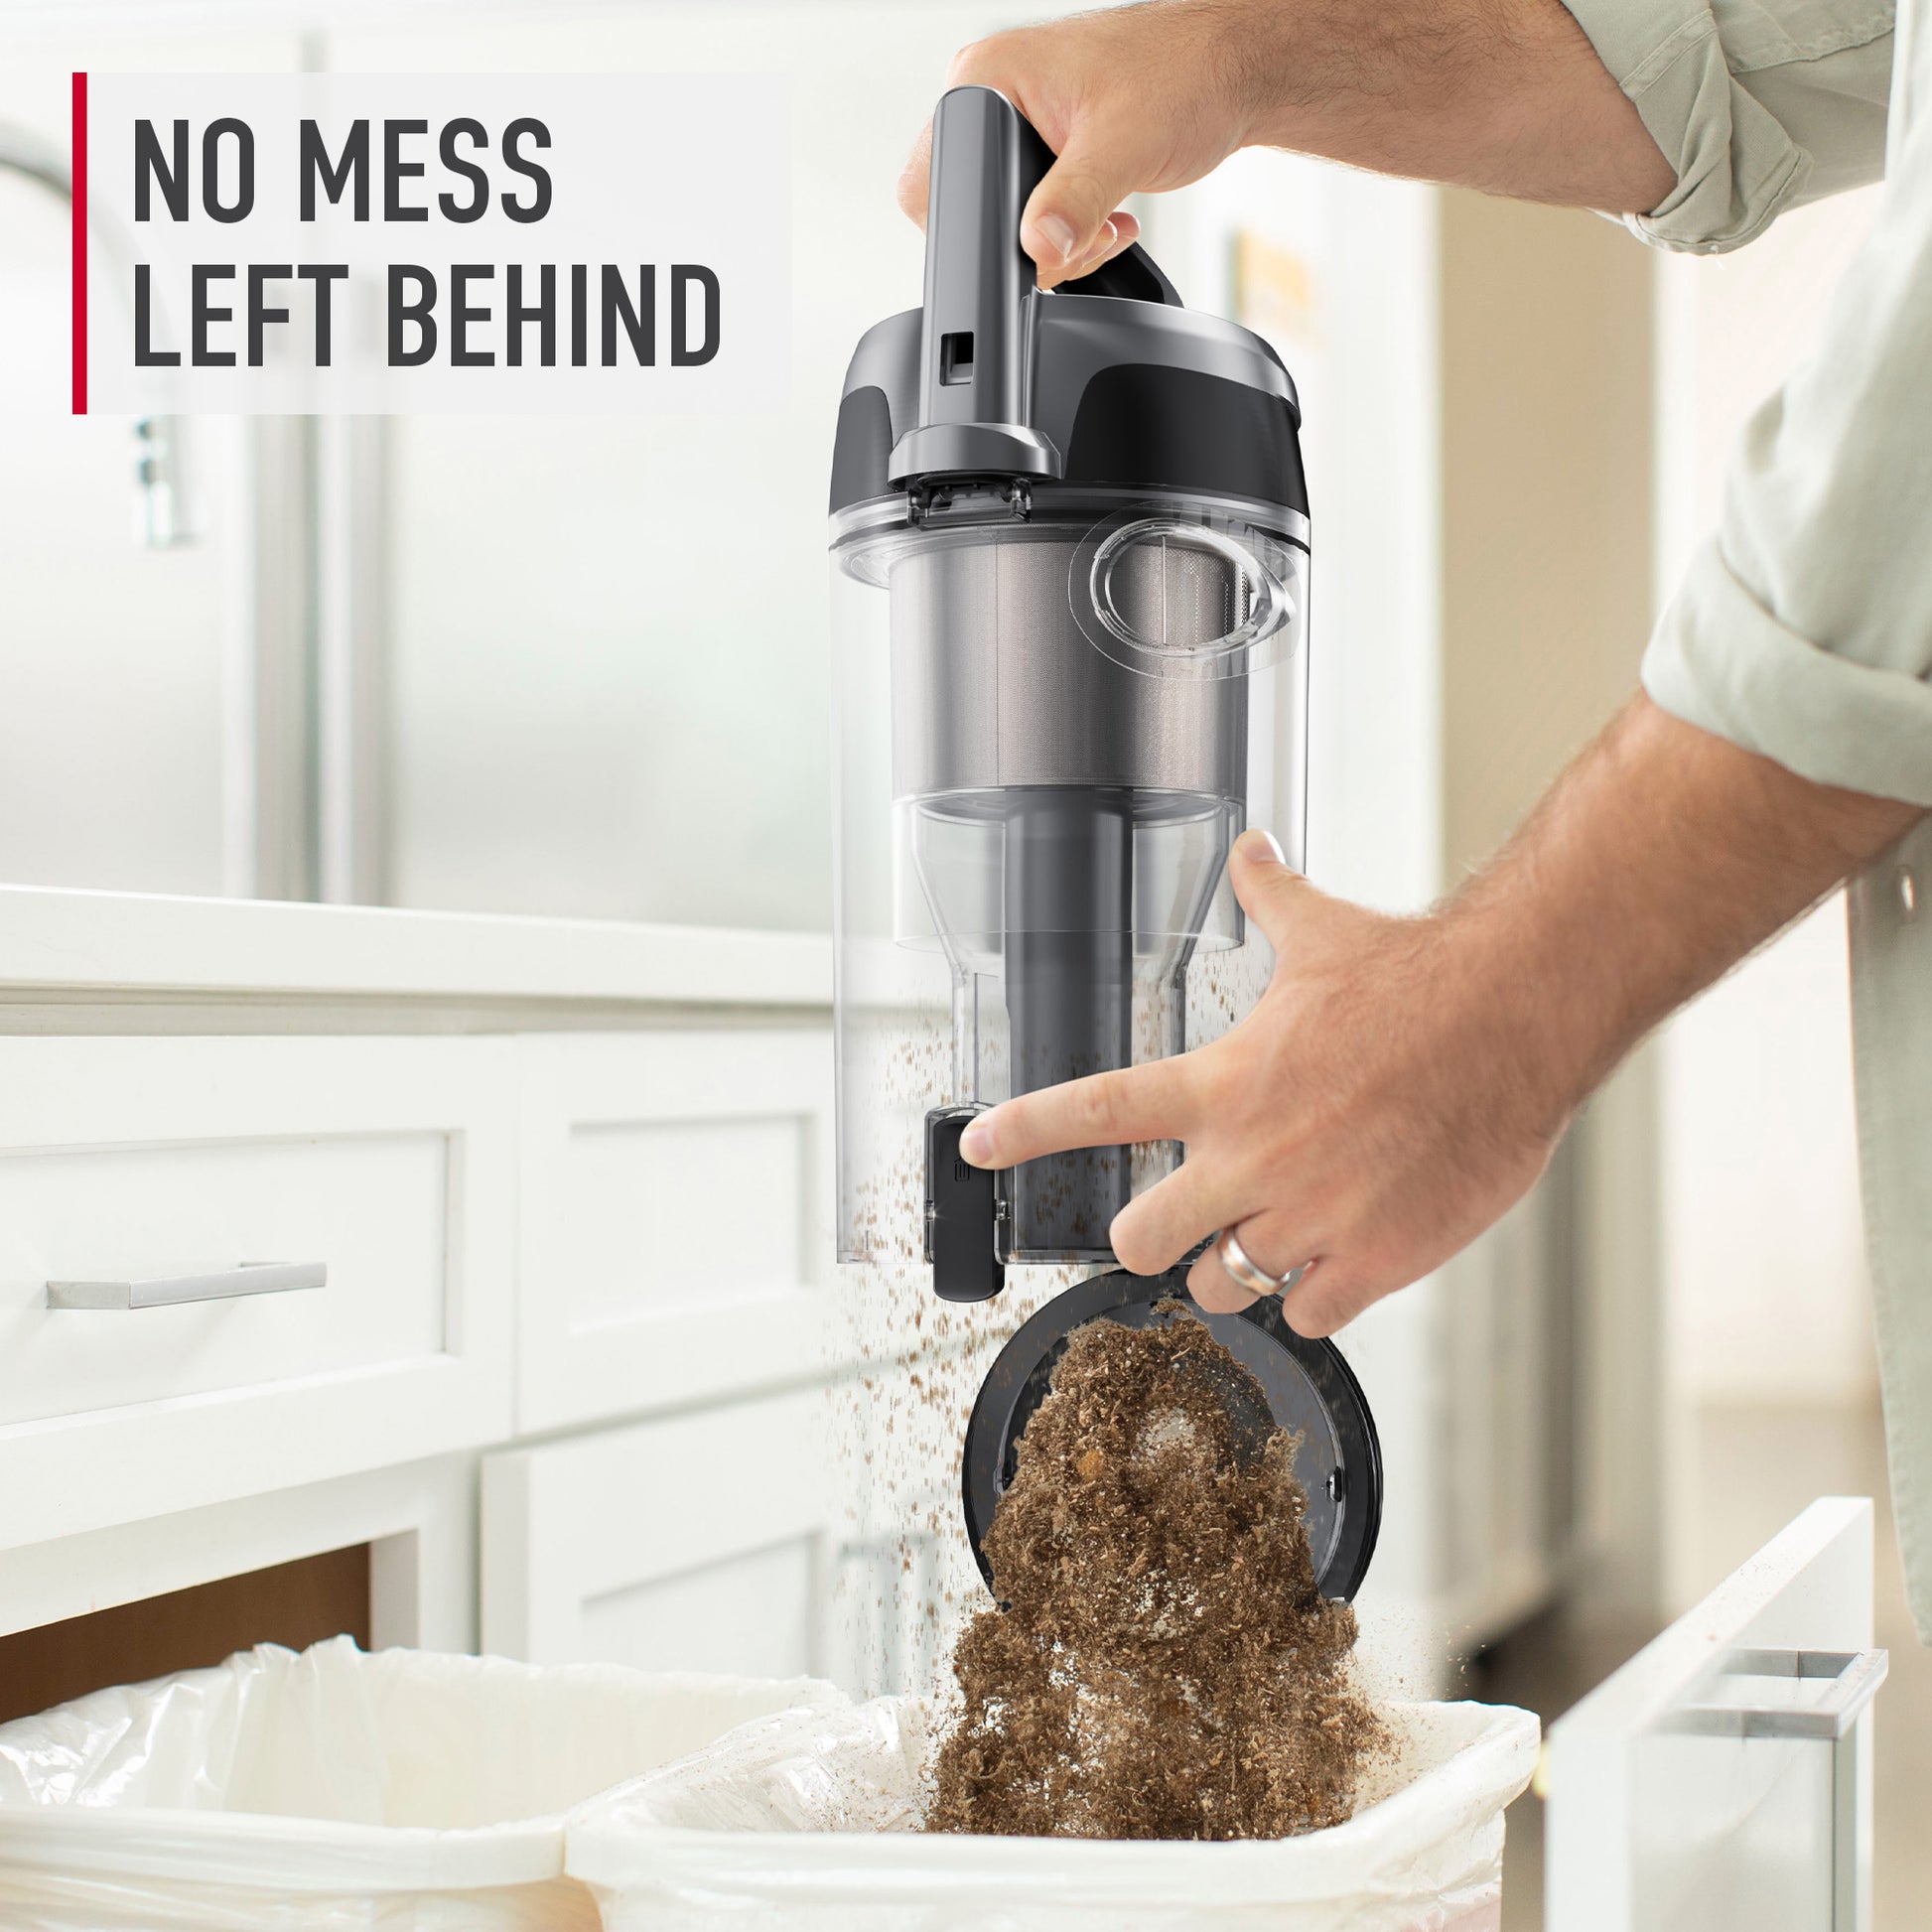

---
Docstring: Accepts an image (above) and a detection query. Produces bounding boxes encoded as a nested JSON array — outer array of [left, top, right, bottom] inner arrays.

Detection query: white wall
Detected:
[[1664, 902, 1874, 1402], [0, 36, 294, 896], [1654, 188, 1884, 1410]]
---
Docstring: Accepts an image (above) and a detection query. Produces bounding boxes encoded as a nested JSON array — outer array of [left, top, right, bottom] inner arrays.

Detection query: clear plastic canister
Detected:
[[831, 483, 1309, 1271]]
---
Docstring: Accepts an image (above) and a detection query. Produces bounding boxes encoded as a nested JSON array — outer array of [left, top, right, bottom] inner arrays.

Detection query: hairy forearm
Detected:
[[1230, 0, 1677, 209], [1447, 694, 1923, 1123]]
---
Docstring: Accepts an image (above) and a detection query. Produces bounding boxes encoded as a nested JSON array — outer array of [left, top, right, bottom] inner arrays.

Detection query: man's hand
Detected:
[[960, 696, 1923, 1333], [961, 829, 1572, 1331], [899, 0, 1678, 289], [897, 5, 1248, 287]]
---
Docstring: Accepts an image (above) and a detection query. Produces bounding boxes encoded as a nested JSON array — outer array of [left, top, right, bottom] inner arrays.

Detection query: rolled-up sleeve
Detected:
[[1641, 99, 1932, 805], [1562, 0, 1894, 250]]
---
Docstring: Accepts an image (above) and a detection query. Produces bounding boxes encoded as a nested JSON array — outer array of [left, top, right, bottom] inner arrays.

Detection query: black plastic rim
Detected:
[[961, 1268, 1383, 1602]]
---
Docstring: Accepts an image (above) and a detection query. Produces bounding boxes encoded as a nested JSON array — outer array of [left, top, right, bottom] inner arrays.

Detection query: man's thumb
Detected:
[[1228, 828, 1314, 949], [1021, 132, 1135, 282]]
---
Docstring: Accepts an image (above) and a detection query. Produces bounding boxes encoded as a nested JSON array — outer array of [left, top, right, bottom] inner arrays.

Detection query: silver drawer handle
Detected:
[[1664, 1646, 1889, 1740], [46, 1262, 328, 1311]]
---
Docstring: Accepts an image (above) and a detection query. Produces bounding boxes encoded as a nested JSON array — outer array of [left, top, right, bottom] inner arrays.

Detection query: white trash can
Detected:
[[567, 1688, 1540, 1931], [0, 1635, 837, 1932]]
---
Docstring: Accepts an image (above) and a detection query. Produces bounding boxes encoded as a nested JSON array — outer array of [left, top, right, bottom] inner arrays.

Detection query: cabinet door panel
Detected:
[[0, 1036, 515, 1551], [1547, 1497, 1879, 1932], [515, 1031, 833, 1432], [580, 1536, 819, 1682], [481, 1388, 834, 1677]]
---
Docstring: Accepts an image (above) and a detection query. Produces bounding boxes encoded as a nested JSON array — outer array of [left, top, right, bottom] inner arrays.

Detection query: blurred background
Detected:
[[0, 1, 1923, 1921]]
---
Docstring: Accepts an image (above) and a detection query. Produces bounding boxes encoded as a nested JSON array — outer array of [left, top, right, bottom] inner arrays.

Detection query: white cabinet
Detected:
[[0, 893, 847, 1702], [514, 1030, 835, 1433], [0, 1035, 516, 1552], [480, 1385, 837, 1678], [1547, 1496, 1885, 1931]]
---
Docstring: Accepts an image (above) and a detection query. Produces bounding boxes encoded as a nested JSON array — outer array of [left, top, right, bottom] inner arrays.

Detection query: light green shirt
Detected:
[[1563, 0, 1932, 1639]]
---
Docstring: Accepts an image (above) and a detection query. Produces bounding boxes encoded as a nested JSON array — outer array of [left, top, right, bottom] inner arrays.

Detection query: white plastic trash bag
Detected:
[[0, 1634, 838, 1932], [568, 1689, 1540, 1932]]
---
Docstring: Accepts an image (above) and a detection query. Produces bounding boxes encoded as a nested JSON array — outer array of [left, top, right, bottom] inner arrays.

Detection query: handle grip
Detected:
[[1665, 1647, 1889, 1740], [891, 85, 1181, 486], [1061, 242, 1180, 306], [47, 1262, 328, 1311]]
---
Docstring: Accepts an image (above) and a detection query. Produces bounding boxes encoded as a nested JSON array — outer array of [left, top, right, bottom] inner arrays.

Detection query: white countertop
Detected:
[[0, 885, 832, 1008]]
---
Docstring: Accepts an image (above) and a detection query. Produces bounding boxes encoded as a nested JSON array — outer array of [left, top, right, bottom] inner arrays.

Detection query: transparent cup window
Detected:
[[833, 489, 1308, 1268]]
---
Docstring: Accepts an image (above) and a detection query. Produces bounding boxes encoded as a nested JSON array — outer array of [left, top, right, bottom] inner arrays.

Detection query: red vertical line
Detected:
[[70, 71, 87, 414]]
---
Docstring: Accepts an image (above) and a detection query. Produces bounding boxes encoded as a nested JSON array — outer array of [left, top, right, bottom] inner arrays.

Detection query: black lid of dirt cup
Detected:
[[962, 1268, 1383, 1602]]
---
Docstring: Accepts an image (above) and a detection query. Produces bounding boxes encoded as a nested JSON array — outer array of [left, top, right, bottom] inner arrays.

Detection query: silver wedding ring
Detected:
[[1214, 1224, 1306, 1298]]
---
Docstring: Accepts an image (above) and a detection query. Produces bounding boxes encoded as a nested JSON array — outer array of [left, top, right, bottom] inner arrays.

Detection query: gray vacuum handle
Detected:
[[893, 85, 1058, 482], [889, 85, 1180, 486]]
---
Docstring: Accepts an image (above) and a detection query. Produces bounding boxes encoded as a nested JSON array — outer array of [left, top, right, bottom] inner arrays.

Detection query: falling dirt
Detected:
[[925, 1307, 1383, 1840]]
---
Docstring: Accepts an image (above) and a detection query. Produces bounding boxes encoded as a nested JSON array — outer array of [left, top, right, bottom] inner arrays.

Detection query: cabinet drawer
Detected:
[[0, 1036, 515, 1550], [1547, 1498, 1879, 1931], [3, 1135, 446, 1426], [515, 1031, 834, 1431]]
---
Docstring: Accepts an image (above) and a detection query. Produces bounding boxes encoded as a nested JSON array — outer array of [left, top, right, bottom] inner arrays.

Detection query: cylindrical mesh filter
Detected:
[[889, 531, 1249, 802]]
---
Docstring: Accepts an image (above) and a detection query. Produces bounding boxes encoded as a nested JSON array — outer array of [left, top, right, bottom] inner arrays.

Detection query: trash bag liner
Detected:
[[568, 1686, 1540, 1932], [0, 1635, 838, 1932]]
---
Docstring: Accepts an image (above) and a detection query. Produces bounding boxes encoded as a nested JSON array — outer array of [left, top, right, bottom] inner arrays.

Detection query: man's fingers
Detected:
[[1277, 1260, 1380, 1339], [1184, 1214, 1316, 1315], [1070, 214, 1120, 279], [1185, 1243, 1259, 1315], [1062, 208, 1141, 281], [1021, 130, 1140, 287], [1227, 826, 1321, 952], [900, 125, 1139, 287], [1108, 1161, 1237, 1278], [960, 1056, 1196, 1169]]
